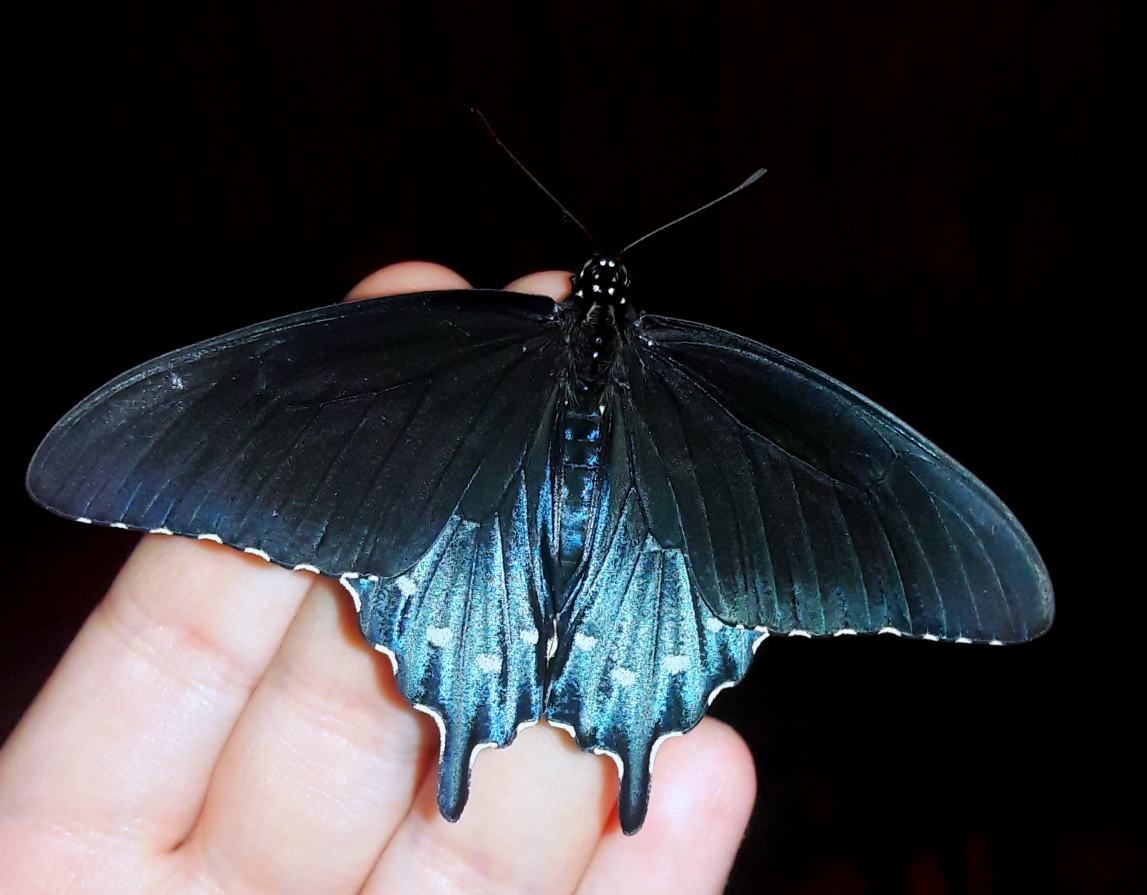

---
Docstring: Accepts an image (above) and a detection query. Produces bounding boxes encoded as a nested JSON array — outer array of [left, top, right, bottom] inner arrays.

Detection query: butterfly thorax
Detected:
[[560, 254, 635, 403]]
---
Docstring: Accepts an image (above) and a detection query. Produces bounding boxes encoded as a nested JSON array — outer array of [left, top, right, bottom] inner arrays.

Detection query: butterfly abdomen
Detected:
[[552, 401, 606, 592]]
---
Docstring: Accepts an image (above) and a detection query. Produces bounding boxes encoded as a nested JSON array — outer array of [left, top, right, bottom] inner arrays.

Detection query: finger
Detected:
[[576, 719, 756, 895], [0, 262, 475, 865], [346, 261, 470, 301], [505, 269, 573, 302], [365, 722, 618, 895], [0, 536, 315, 850], [182, 262, 473, 890], [185, 578, 436, 893]]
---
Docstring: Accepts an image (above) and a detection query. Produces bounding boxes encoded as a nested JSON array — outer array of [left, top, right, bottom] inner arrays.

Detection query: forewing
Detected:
[[27, 290, 563, 578], [622, 315, 1053, 643], [544, 408, 762, 834]]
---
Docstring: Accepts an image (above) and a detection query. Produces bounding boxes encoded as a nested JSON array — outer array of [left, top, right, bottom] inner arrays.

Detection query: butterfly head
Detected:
[[571, 254, 631, 311]]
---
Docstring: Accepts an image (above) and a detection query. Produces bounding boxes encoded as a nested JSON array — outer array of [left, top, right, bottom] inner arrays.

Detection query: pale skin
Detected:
[[0, 263, 757, 894]]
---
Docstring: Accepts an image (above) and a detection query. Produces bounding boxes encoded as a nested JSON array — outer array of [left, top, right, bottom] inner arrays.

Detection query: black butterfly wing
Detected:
[[28, 290, 561, 579], [27, 289, 566, 817], [621, 315, 1053, 644], [544, 406, 763, 833]]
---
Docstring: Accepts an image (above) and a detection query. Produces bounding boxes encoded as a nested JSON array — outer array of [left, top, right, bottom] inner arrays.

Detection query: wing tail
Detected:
[[349, 472, 546, 821], [545, 479, 760, 833]]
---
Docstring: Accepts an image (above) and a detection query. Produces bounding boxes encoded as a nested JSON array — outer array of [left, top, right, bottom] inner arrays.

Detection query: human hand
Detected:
[[0, 263, 756, 894]]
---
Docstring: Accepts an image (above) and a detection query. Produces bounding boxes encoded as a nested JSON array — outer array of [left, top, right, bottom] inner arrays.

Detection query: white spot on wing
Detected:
[[789, 629, 812, 638], [955, 637, 973, 644], [515, 719, 539, 735], [413, 704, 447, 760], [989, 639, 1004, 646], [395, 575, 417, 597], [662, 655, 689, 675], [76, 517, 92, 524], [150, 527, 174, 536], [650, 730, 684, 774], [110, 522, 129, 529], [611, 667, 636, 688], [475, 653, 503, 674], [292, 563, 320, 574], [751, 628, 769, 653], [197, 533, 223, 544], [519, 627, 540, 646], [705, 616, 725, 633], [170, 373, 184, 389], [574, 632, 597, 651], [878, 626, 903, 636], [833, 628, 858, 637], [243, 547, 271, 562], [426, 626, 452, 647], [594, 747, 624, 780], [922, 633, 940, 642]]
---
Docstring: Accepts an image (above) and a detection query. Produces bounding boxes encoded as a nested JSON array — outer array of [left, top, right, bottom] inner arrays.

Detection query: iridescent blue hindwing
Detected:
[[349, 470, 545, 821], [545, 404, 762, 832]]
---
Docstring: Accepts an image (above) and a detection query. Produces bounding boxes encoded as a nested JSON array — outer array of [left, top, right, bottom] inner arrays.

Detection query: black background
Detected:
[[5, 2, 1141, 892]]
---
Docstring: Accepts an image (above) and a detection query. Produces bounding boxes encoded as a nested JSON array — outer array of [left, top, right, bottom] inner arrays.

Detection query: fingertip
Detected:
[[647, 718, 756, 837], [346, 261, 471, 302], [577, 719, 756, 894], [505, 270, 574, 302], [369, 720, 614, 893]]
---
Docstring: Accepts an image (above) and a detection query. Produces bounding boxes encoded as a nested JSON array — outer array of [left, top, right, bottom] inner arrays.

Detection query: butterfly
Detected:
[[25, 243, 1053, 833]]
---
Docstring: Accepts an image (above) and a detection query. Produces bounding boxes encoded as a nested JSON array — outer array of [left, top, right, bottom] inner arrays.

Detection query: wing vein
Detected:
[[903, 461, 974, 636], [830, 483, 871, 631]]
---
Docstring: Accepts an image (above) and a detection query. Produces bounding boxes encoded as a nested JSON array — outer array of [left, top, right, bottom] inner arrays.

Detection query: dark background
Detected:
[[5, 1, 1140, 892]]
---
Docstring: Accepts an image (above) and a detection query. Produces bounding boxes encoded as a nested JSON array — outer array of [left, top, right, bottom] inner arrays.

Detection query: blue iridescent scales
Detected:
[[26, 254, 1053, 834], [348, 462, 763, 833]]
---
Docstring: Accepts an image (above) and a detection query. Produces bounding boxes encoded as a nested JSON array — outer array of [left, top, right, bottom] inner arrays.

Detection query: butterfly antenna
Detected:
[[472, 108, 599, 248], [620, 168, 767, 255]]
